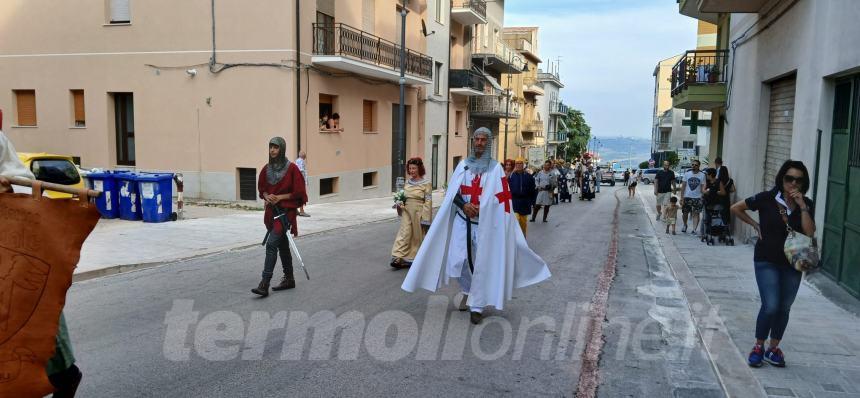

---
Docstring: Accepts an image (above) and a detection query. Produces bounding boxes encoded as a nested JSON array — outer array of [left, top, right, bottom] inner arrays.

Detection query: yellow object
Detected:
[[391, 180, 433, 261], [17, 153, 84, 199]]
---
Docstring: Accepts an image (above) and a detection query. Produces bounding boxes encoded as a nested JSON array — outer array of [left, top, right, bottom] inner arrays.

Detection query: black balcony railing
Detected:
[[549, 100, 569, 115], [671, 49, 729, 96], [312, 23, 433, 80], [449, 69, 484, 92], [453, 0, 487, 19]]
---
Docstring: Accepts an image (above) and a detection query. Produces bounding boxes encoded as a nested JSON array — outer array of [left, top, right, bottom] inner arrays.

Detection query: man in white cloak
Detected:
[[401, 127, 551, 324]]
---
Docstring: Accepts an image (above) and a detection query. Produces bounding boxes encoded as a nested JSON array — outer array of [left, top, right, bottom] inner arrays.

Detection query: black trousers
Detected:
[[262, 231, 294, 280]]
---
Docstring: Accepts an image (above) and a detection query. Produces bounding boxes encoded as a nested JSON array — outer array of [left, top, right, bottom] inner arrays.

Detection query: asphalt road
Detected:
[[64, 187, 703, 397]]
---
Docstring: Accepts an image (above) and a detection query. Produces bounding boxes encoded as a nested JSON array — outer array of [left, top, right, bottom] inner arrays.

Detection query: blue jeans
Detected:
[[754, 261, 802, 341]]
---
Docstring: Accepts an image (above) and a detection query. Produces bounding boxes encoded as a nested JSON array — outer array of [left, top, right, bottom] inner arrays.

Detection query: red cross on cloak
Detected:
[[496, 177, 512, 213], [460, 174, 483, 205]]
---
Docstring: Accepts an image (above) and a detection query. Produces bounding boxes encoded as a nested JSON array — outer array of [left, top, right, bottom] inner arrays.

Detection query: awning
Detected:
[[474, 66, 503, 91]]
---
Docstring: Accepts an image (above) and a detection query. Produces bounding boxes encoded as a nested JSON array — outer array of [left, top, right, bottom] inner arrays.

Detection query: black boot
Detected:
[[251, 279, 270, 297], [272, 275, 296, 291], [49, 364, 82, 398], [470, 311, 483, 325]]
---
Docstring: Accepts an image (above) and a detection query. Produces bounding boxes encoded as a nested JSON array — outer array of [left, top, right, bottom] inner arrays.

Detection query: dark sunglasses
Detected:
[[783, 175, 804, 184]]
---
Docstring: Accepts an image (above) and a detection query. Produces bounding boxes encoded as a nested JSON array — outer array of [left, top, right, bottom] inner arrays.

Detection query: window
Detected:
[[363, 100, 377, 132], [455, 111, 463, 136], [14, 90, 37, 126], [71, 90, 85, 127], [435, 0, 443, 23], [363, 171, 378, 188], [683, 141, 695, 149], [453, 156, 462, 170], [237, 168, 257, 201], [31, 159, 81, 185], [320, 177, 338, 196], [362, 0, 375, 33], [108, 0, 131, 23], [684, 109, 692, 118], [434, 62, 443, 95], [319, 94, 340, 132]]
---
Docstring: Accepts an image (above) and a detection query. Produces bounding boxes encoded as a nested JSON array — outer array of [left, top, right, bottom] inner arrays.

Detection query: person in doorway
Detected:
[[665, 196, 679, 234], [252, 137, 308, 297], [401, 127, 550, 325], [730, 160, 815, 368], [679, 159, 706, 234], [295, 150, 310, 217], [531, 160, 556, 222], [654, 160, 677, 221], [390, 157, 433, 269]]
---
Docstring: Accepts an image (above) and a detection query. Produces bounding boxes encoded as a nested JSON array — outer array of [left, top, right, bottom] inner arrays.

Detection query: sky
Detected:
[[505, 0, 698, 139]]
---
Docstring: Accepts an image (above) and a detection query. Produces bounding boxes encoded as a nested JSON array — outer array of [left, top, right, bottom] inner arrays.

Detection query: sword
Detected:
[[270, 205, 311, 280]]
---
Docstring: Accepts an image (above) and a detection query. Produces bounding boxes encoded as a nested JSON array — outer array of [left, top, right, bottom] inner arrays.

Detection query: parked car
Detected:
[[600, 169, 616, 186], [640, 168, 661, 184], [17, 152, 85, 199]]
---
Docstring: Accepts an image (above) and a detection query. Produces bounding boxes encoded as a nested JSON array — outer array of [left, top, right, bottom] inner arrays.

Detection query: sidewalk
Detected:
[[638, 190, 860, 397], [76, 192, 443, 280]]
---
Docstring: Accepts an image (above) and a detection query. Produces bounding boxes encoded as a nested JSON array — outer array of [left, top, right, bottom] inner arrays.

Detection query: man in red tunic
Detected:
[[252, 137, 307, 297]]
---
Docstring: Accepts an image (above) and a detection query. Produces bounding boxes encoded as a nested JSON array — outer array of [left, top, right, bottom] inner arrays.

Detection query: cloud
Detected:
[[505, 0, 697, 138]]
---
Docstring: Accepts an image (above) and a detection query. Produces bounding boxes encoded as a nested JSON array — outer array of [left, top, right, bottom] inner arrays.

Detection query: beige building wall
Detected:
[[0, 0, 435, 203]]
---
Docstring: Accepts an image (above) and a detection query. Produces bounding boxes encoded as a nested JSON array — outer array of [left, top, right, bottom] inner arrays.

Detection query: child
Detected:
[[665, 196, 679, 234]]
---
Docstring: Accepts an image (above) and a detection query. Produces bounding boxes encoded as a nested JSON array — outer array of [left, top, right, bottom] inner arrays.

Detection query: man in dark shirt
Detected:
[[653, 160, 676, 221], [509, 158, 536, 237]]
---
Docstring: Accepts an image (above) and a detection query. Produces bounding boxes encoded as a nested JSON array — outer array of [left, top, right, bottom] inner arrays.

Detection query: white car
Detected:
[[640, 168, 661, 185]]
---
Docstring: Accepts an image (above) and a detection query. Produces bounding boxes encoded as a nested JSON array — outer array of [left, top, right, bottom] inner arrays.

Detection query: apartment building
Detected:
[[651, 54, 702, 166], [0, 0, 458, 203], [537, 65, 565, 160], [502, 27, 543, 165], [677, 0, 860, 298]]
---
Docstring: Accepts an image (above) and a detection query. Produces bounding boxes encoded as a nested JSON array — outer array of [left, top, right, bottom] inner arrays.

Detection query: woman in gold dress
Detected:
[[390, 157, 433, 269]]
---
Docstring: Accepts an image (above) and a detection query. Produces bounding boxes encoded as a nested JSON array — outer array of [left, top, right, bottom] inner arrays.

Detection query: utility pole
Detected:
[[396, 2, 408, 191]]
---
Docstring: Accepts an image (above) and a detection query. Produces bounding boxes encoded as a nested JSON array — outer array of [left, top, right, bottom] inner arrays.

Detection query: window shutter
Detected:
[[16, 90, 37, 126], [110, 0, 131, 23], [363, 100, 374, 132], [73, 90, 86, 124]]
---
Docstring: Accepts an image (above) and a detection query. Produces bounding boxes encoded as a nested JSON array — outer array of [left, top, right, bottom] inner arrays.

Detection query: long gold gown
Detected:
[[391, 178, 432, 261]]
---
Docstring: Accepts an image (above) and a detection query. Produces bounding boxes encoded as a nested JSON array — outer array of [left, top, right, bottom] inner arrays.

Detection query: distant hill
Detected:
[[589, 136, 651, 169]]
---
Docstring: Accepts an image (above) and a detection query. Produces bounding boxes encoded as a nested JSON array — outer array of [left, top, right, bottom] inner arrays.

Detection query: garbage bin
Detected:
[[136, 173, 174, 223], [85, 171, 121, 218], [116, 173, 142, 221]]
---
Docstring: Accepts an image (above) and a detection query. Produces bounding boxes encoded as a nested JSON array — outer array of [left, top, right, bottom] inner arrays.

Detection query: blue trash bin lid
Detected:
[[135, 173, 174, 182]]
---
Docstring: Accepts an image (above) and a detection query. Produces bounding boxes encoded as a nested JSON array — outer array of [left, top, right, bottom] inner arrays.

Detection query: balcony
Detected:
[[470, 95, 520, 119], [671, 49, 728, 110], [449, 69, 485, 96], [472, 40, 526, 75], [522, 77, 544, 96], [516, 131, 535, 146], [698, 0, 769, 13], [522, 119, 544, 134], [312, 23, 433, 85], [549, 100, 569, 116], [451, 0, 487, 25], [678, 0, 718, 23], [655, 141, 672, 151], [510, 38, 541, 63], [537, 71, 564, 88], [547, 131, 568, 143]]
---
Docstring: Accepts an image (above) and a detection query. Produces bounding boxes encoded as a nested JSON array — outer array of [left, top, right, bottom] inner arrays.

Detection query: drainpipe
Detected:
[[295, 0, 302, 154], [443, 14, 452, 187]]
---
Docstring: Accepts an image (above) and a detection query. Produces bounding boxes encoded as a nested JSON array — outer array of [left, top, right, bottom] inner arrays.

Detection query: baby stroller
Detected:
[[580, 173, 595, 201], [700, 203, 735, 245]]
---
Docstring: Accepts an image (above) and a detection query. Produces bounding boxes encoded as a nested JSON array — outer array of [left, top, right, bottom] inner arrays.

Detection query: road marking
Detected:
[[574, 188, 623, 398]]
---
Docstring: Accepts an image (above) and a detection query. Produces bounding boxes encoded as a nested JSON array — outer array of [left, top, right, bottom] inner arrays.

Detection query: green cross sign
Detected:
[[681, 111, 711, 135]]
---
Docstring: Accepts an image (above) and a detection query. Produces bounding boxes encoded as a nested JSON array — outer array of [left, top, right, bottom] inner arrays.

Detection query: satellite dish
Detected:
[[421, 19, 436, 37]]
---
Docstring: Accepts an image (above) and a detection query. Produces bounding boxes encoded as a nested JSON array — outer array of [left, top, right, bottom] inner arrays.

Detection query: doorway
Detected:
[[113, 92, 135, 166], [431, 135, 440, 189], [391, 104, 411, 190]]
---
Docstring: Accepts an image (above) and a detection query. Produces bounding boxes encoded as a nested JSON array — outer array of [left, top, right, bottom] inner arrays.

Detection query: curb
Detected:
[[73, 215, 403, 283], [637, 193, 767, 398]]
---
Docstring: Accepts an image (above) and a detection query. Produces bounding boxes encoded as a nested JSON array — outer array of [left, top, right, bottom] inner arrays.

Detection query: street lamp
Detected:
[[503, 55, 529, 161], [395, 1, 409, 191]]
